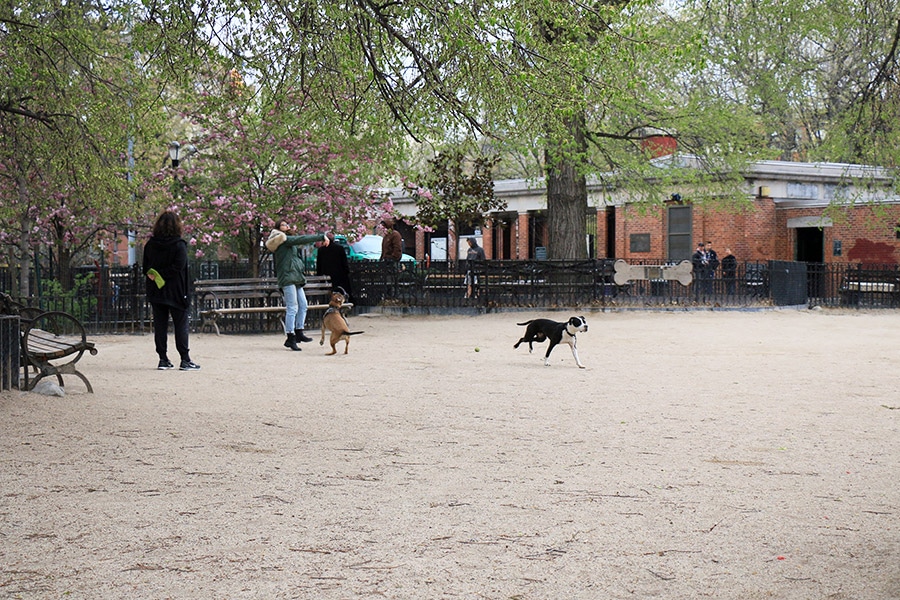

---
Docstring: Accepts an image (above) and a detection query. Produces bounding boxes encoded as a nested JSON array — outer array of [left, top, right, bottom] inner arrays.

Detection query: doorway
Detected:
[[795, 227, 824, 262], [606, 208, 616, 258], [796, 226, 825, 298]]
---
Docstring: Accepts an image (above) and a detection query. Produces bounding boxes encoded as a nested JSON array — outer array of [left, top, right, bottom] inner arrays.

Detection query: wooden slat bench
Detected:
[[1, 294, 99, 392], [194, 275, 353, 335]]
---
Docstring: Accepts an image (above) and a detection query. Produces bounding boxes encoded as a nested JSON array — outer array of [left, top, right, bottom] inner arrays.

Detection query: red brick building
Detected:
[[394, 159, 900, 266]]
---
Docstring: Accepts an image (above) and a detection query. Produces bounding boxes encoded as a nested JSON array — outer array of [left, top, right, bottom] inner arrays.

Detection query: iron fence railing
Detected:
[[2, 260, 898, 335], [348, 259, 776, 309]]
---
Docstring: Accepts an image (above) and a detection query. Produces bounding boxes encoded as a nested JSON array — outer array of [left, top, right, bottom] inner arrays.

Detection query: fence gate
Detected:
[[770, 261, 808, 306]]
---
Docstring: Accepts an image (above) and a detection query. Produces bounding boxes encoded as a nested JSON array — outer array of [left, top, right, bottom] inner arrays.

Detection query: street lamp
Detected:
[[168, 141, 182, 168], [168, 141, 197, 168], [168, 141, 197, 199]]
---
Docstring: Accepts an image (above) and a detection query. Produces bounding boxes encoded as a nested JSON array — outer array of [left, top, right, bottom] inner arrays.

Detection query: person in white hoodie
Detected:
[[266, 218, 329, 351]]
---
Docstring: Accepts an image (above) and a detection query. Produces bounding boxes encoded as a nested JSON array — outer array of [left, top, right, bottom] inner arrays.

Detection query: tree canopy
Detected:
[[3, 0, 900, 287]]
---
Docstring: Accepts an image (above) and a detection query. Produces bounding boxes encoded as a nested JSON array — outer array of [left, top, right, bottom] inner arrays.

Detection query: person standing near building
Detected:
[[380, 217, 402, 262], [705, 241, 719, 293], [143, 210, 200, 371], [379, 216, 403, 300], [691, 242, 708, 297], [266, 218, 329, 351], [722, 248, 737, 294], [316, 231, 353, 302], [464, 237, 486, 299]]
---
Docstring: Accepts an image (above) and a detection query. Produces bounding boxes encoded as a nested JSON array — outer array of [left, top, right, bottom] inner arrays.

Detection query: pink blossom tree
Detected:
[[144, 87, 393, 276]]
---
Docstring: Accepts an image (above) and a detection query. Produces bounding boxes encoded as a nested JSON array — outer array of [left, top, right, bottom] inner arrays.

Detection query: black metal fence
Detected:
[[2, 260, 898, 335], [349, 259, 776, 309]]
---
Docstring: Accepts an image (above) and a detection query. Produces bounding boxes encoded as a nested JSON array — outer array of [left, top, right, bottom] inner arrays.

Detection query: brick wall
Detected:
[[779, 205, 900, 265], [613, 197, 900, 265], [411, 199, 900, 265], [516, 212, 529, 259], [617, 204, 666, 259]]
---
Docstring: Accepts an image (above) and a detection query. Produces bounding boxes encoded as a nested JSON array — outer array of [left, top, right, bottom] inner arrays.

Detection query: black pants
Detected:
[[151, 302, 190, 362]]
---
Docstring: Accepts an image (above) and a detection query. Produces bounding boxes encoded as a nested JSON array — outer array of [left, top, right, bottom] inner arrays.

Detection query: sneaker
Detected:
[[179, 360, 201, 371], [158, 359, 175, 370]]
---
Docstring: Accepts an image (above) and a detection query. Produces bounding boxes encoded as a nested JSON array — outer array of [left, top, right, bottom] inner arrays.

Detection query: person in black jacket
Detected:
[[721, 248, 737, 294], [316, 232, 353, 302], [691, 242, 708, 297], [143, 210, 200, 371], [705, 241, 719, 293], [464, 237, 486, 299]]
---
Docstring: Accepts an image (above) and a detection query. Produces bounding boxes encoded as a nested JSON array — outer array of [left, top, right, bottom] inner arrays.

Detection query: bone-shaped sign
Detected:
[[613, 259, 693, 286]]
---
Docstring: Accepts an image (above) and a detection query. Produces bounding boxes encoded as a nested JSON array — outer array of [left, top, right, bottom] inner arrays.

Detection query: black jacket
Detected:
[[143, 235, 190, 309], [721, 254, 737, 277], [316, 243, 353, 299]]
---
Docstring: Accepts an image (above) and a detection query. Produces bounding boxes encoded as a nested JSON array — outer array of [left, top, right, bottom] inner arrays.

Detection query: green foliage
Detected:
[[684, 0, 900, 167], [406, 151, 504, 231], [5, 0, 900, 271], [40, 274, 97, 322], [0, 0, 170, 292]]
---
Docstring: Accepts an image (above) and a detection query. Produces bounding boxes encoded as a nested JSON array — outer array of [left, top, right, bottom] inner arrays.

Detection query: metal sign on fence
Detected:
[[200, 262, 219, 280]]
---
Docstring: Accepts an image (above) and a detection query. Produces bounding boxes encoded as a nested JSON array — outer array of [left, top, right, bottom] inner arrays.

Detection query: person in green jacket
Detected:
[[266, 218, 329, 351]]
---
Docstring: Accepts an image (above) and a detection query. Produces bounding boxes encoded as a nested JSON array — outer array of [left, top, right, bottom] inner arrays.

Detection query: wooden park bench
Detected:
[[194, 274, 353, 335], [1, 293, 99, 393]]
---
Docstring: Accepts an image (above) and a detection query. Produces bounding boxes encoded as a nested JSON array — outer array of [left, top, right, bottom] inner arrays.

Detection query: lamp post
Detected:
[[168, 140, 182, 168], [167, 141, 196, 199], [168, 141, 182, 199]]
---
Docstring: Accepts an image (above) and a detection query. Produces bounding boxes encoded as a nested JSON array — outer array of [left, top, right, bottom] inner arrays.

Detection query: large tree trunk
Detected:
[[16, 230, 32, 298], [16, 174, 32, 298], [52, 218, 75, 291], [57, 244, 74, 292], [249, 227, 261, 277], [545, 112, 588, 260]]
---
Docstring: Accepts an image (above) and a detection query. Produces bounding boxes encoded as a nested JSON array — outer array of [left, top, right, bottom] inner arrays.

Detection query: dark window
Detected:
[[667, 205, 692, 260], [630, 233, 651, 253]]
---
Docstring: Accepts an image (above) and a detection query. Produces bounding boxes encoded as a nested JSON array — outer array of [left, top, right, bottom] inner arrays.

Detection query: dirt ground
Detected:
[[1, 308, 899, 599]]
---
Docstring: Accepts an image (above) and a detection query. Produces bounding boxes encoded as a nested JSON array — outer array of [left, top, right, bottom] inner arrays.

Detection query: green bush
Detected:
[[40, 273, 98, 321]]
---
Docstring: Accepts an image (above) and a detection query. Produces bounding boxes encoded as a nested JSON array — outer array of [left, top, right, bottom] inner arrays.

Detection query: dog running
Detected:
[[514, 316, 588, 368], [319, 290, 364, 355]]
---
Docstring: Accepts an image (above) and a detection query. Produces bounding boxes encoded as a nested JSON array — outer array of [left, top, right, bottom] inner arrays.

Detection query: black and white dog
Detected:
[[514, 316, 588, 368]]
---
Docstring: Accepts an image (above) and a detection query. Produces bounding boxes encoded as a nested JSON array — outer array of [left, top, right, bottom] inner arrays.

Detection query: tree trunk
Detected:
[[51, 218, 75, 292], [58, 244, 74, 292], [16, 174, 32, 298], [545, 112, 588, 260], [249, 227, 261, 277], [16, 234, 31, 298]]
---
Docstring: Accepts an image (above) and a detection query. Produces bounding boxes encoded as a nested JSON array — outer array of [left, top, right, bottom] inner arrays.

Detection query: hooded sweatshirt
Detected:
[[143, 235, 190, 309]]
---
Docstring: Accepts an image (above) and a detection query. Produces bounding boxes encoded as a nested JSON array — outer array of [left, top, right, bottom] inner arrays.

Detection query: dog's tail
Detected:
[[516, 320, 534, 326], [347, 331, 364, 336]]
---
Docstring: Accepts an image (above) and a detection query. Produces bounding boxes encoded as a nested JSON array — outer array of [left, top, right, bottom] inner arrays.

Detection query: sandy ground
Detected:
[[1, 308, 899, 599]]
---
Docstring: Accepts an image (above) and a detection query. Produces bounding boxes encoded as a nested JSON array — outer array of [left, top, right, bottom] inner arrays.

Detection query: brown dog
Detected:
[[319, 291, 363, 355]]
